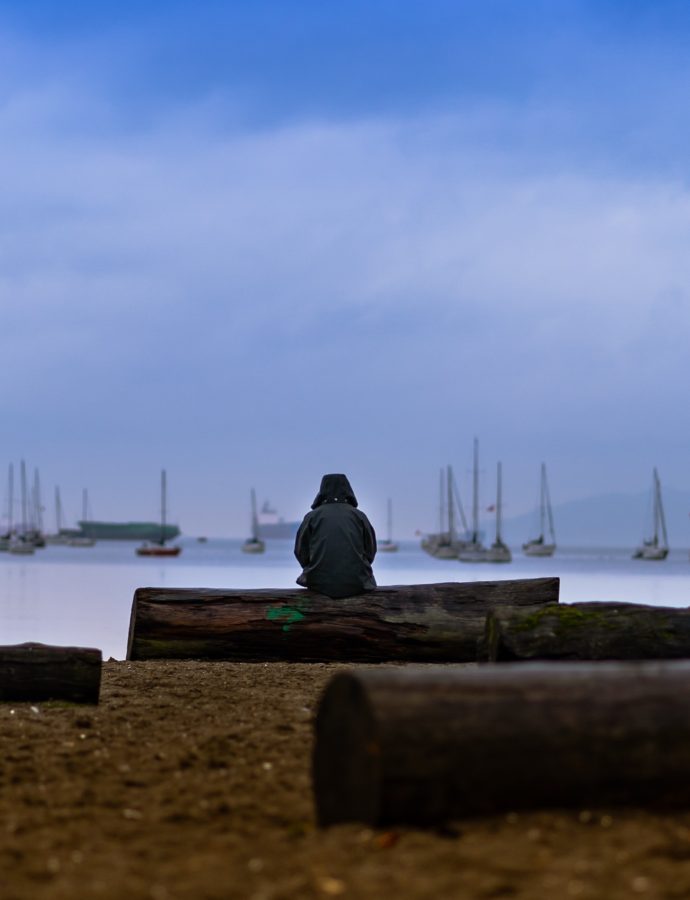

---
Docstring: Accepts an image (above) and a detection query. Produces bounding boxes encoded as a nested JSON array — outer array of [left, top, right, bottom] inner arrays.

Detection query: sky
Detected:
[[1, 0, 690, 538]]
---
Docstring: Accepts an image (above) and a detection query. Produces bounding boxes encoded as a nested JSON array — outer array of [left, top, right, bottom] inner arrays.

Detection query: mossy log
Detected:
[[483, 602, 690, 662], [126, 579, 559, 662], [0, 643, 102, 703], [313, 661, 690, 826]]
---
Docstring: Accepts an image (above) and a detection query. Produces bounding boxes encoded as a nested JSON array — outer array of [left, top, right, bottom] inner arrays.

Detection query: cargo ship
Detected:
[[256, 501, 299, 540], [77, 520, 181, 541]]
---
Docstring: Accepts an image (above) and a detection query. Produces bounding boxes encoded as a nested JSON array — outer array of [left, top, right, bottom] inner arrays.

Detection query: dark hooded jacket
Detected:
[[294, 474, 377, 598]]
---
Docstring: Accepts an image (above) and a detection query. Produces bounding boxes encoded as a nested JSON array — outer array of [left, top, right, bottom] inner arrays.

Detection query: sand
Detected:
[[1, 661, 690, 899]]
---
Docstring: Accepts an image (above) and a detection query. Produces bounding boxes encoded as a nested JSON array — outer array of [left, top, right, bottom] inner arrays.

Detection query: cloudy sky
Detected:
[[1, 0, 689, 537]]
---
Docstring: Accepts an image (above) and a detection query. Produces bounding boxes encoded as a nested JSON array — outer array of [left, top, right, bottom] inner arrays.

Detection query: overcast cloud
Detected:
[[1, 2, 689, 537]]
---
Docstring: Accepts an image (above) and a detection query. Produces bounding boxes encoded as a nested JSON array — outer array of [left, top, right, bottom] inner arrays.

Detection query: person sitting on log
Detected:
[[294, 474, 377, 598]]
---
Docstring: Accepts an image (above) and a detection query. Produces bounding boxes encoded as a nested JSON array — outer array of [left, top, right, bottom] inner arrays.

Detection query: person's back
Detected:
[[294, 474, 377, 599]]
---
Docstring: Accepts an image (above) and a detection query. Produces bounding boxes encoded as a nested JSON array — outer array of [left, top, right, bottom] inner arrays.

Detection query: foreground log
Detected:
[[0, 643, 102, 703], [313, 661, 690, 826], [127, 579, 559, 662], [483, 602, 690, 662]]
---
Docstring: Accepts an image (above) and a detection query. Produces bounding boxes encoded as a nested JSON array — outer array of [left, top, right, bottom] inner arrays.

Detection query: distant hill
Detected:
[[501, 487, 690, 549]]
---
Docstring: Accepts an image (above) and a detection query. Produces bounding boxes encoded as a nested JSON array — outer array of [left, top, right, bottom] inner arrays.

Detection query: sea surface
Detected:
[[1, 539, 689, 659]]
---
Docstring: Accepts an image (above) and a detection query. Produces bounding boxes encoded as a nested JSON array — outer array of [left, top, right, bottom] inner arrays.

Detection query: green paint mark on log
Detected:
[[266, 607, 307, 632]]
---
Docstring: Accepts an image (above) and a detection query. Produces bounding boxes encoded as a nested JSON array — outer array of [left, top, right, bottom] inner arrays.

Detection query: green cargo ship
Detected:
[[77, 521, 181, 541]]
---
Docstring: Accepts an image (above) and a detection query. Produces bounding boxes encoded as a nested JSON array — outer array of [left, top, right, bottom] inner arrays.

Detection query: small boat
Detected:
[[458, 439, 488, 563], [523, 463, 556, 557], [0, 463, 15, 552], [378, 498, 399, 553], [241, 488, 265, 554], [136, 470, 182, 557], [67, 489, 96, 547], [9, 461, 35, 555], [485, 461, 511, 563], [421, 465, 468, 559], [632, 468, 669, 561]]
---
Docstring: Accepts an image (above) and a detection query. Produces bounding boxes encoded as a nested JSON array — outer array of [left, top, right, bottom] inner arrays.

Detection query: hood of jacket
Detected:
[[311, 474, 358, 509]]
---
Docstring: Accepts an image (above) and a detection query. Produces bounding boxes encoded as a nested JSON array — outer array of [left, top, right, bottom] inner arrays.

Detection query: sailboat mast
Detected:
[[33, 469, 43, 534], [544, 466, 556, 543], [496, 461, 503, 544], [250, 487, 259, 540], [161, 470, 167, 543], [472, 438, 479, 541], [387, 498, 393, 543], [651, 468, 659, 546], [7, 463, 14, 535], [654, 468, 669, 549], [55, 486, 62, 533], [539, 463, 546, 540], [20, 460, 28, 537], [447, 465, 455, 541], [439, 468, 446, 536]]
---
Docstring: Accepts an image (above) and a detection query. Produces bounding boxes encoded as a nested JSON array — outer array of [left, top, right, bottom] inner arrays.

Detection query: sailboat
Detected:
[[421, 465, 466, 559], [136, 470, 182, 557], [523, 463, 556, 557], [45, 487, 71, 545], [9, 460, 36, 555], [378, 498, 399, 552], [0, 464, 14, 551], [485, 461, 512, 563], [68, 489, 96, 547], [458, 438, 488, 563], [242, 488, 265, 554], [632, 468, 669, 561]]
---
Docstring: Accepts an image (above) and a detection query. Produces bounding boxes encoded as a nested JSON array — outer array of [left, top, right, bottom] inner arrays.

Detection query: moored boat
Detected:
[[523, 463, 556, 557], [485, 461, 512, 563], [378, 498, 399, 553], [632, 468, 668, 560], [136, 470, 182, 557], [458, 439, 488, 563], [242, 488, 266, 554]]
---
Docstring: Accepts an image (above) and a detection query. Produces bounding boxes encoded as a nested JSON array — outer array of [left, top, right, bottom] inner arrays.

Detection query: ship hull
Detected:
[[78, 521, 181, 541], [257, 521, 299, 540]]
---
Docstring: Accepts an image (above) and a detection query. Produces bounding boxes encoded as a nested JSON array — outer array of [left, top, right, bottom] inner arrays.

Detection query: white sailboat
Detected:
[[242, 488, 265, 554], [136, 471, 182, 557], [421, 465, 466, 559], [485, 461, 512, 563], [68, 489, 96, 547], [44, 487, 71, 545], [9, 460, 35, 555], [378, 498, 399, 553], [632, 468, 669, 561], [458, 438, 488, 563], [523, 463, 556, 557], [0, 464, 14, 551]]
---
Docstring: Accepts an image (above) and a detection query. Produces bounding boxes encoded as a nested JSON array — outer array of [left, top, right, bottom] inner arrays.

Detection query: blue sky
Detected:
[[1, 1, 690, 539]]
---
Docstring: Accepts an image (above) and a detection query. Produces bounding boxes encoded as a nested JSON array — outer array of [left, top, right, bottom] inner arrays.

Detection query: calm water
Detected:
[[1, 539, 689, 659]]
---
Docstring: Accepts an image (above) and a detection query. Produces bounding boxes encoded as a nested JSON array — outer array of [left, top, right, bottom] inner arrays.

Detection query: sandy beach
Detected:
[[1, 660, 690, 900]]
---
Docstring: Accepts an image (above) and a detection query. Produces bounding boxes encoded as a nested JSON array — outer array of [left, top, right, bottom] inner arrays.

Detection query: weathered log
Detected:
[[483, 602, 690, 662], [313, 661, 690, 826], [126, 579, 559, 662], [0, 643, 102, 703]]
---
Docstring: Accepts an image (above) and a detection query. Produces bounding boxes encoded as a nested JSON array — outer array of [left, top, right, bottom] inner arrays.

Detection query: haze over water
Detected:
[[2, 540, 688, 660]]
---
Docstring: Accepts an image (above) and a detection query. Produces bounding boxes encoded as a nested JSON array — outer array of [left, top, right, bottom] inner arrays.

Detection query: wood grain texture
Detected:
[[313, 661, 690, 826], [127, 579, 560, 662], [0, 642, 102, 703], [482, 602, 690, 661]]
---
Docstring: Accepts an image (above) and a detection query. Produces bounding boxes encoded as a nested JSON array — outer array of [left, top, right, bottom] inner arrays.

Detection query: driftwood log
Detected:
[[313, 661, 690, 826], [483, 602, 690, 662], [0, 643, 102, 703], [126, 579, 559, 662]]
